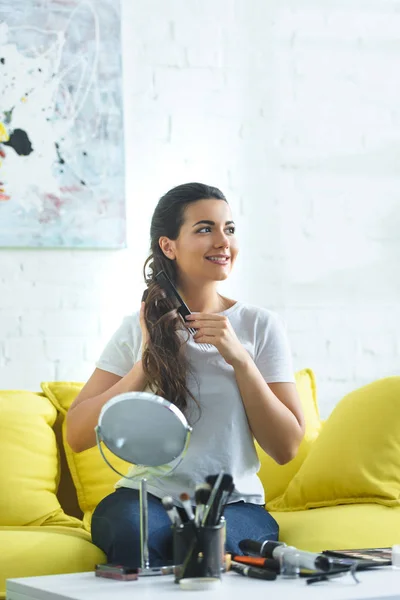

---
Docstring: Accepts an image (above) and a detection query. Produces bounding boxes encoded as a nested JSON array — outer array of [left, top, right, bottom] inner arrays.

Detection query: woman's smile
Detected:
[[205, 255, 230, 266]]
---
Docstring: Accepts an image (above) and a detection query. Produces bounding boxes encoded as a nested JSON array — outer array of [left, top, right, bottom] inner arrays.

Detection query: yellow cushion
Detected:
[[41, 382, 131, 530], [256, 368, 321, 504], [0, 391, 80, 528], [0, 526, 105, 599], [269, 376, 400, 511], [271, 504, 400, 552]]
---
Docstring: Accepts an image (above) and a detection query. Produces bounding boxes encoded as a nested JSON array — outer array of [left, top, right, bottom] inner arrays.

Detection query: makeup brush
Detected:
[[202, 472, 224, 526], [230, 561, 277, 581], [227, 554, 281, 572], [161, 496, 182, 527], [202, 473, 234, 526], [205, 474, 219, 487], [215, 480, 235, 523], [179, 485, 212, 580], [210, 474, 233, 525], [205, 473, 232, 515], [179, 492, 195, 523], [179, 491, 202, 548], [194, 483, 212, 527]]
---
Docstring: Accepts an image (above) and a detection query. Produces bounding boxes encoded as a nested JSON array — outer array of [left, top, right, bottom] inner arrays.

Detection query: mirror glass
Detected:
[[97, 391, 191, 466]]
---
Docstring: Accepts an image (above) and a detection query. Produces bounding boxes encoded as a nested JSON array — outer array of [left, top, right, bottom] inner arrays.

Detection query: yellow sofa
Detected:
[[1, 370, 400, 598]]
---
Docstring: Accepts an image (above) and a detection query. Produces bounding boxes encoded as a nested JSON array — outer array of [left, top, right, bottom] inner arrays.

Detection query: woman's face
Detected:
[[160, 198, 238, 284]]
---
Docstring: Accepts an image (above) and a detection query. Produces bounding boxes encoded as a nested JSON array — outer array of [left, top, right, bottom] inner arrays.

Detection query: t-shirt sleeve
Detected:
[[95, 313, 142, 377], [254, 311, 296, 383]]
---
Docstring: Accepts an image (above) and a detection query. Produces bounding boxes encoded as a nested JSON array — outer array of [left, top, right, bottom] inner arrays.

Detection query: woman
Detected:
[[66, 182, 305, 567]]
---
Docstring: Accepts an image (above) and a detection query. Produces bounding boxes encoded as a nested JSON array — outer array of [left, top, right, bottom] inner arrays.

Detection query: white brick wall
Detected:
[[1, 0, 399, 417]]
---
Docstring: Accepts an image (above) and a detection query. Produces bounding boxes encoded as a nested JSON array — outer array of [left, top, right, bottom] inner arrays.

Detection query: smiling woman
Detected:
[[66, 181, 305, 571]]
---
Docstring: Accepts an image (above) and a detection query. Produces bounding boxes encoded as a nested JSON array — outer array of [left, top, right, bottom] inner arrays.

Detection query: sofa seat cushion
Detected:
[[0, 526, 105, 599], [271, 503, 400, 552]]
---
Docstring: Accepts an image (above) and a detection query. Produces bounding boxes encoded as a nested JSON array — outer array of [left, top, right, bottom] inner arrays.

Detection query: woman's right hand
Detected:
[[139, 302, 150, 354]]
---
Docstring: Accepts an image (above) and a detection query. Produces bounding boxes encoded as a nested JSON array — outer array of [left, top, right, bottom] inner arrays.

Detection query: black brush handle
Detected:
[[154, 271, 196, 335], [245, 567, 277, 580], [239, 539, 265, 556], [142, 276, 190, 321], [154, 270, 191, 319], [239, 539, 285, 558], [231, 564, 277, 580], [153, 270, 212, 352]]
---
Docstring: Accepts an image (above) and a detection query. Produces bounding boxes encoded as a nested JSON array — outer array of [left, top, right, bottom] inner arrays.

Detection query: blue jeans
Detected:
[[91, 487, 279, 567]]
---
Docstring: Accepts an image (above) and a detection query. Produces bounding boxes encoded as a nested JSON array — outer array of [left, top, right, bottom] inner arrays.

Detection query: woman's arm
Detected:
[[66, 360, 148, 453], [67, 304, 151, 453], [232, 355, 305, 465], [184, 309, 304, 463]]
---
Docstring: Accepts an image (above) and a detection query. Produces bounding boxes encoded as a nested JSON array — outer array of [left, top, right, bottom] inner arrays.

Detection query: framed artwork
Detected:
[[0, 0, 126, 248]]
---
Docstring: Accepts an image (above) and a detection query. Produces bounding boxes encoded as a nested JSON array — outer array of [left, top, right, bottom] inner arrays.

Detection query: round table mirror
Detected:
[[95, 391, 192, 574]]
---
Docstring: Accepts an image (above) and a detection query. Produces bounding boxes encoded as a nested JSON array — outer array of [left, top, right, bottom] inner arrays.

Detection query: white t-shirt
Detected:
[[95, 301, 295, 506]]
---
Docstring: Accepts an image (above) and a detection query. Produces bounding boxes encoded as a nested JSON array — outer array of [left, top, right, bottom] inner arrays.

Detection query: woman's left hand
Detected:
[[185, 313, 250, 368]]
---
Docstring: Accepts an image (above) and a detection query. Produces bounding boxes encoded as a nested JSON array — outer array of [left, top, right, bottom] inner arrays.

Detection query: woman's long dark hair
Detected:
[[142, 182, 227, 413]]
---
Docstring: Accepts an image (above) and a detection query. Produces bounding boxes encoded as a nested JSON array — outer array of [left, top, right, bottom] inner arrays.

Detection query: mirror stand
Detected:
[[95, 432, 178, 576], [95, 392, 192, 577], [139, 477, 166, 576], [140, 478, 149, 570]]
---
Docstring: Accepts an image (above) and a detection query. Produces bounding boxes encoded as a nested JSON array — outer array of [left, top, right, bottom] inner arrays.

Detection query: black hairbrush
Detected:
[[154, 270, 191, 320], [153, 270, 212, 351]]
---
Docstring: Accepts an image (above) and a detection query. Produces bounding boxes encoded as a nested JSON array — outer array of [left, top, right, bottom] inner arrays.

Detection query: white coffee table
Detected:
[[6, 568, 400, 600]]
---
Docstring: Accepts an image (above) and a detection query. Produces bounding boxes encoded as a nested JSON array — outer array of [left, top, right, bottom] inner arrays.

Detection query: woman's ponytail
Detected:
[[140, 183, 227, 413]]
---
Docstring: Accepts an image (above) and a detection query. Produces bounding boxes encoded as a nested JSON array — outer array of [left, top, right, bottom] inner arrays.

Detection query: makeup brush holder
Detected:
[[173, 519, 226, 582]]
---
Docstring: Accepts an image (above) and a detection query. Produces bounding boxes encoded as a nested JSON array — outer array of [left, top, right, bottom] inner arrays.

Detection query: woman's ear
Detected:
[[159, 236, 176, 260]]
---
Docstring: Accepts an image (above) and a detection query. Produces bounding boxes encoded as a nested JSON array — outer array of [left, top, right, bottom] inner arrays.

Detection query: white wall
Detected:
[[1, 0, 399, 417]]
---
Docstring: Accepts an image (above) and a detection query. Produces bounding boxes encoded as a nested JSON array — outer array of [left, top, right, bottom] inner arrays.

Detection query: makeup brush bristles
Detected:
[[202, 473, 233, 526], [161, 496, 182, 526], [161, 474, 234, 532], [179, 492, 195, 522], [194, 483, 212, 527]]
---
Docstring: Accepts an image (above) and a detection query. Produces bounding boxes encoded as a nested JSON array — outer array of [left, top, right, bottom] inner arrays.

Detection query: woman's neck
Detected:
[[178, 290, 231, 314]]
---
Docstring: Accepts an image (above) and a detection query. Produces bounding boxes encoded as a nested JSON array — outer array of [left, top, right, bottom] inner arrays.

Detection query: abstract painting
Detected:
[[0, 0, 126, 248]]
